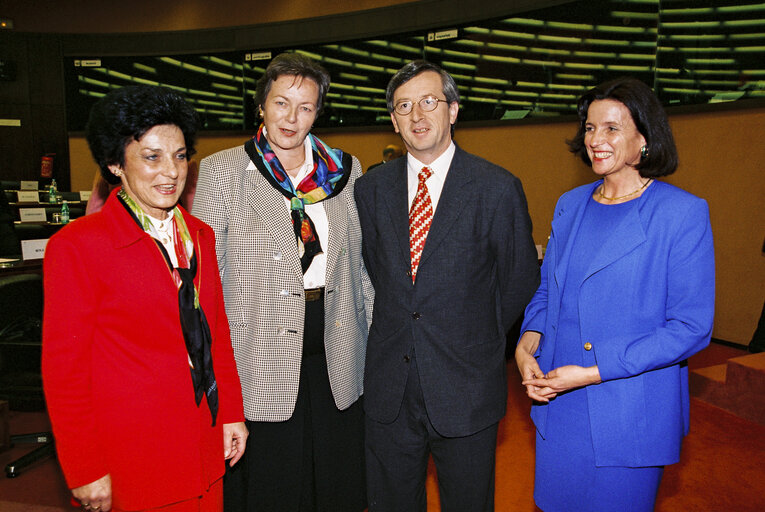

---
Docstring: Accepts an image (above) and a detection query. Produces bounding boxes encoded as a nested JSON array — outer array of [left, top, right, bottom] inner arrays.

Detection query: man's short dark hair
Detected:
[[568, 77, 678, 177], [86, 85, 199, 185], [386, 60, 460, 112], [255, 52, 331, 115]]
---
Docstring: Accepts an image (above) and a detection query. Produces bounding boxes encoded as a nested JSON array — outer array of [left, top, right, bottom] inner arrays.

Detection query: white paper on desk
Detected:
[[21, 239, 49, 260], [20, 181, 39, 190], [17, 190, 40, 203], [19, 208, 47, 222], [79, 190, 92, 201]]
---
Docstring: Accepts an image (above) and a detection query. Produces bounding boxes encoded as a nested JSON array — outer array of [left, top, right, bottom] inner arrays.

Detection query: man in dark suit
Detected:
[[354, 60, 540, 511], [366, 144, 404, 173]]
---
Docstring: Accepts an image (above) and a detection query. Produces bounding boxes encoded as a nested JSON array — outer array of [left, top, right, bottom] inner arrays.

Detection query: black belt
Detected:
[[304, 287, 324, 302]]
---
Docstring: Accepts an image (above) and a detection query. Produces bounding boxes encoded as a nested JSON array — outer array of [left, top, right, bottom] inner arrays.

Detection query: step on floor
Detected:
[[690, 352, 765, 425]]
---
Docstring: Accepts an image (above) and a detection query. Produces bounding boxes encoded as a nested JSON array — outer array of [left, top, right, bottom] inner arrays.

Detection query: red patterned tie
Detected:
[[409, 166, 434, 283]]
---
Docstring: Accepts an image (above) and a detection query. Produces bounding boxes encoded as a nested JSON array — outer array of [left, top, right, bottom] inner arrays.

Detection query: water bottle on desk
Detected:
[[61, 200, 70, 224], [49, 179, 58, 203]]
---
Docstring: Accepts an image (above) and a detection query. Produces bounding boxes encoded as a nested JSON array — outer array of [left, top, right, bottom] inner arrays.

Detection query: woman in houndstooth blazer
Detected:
[[192, 53, 373, 511]]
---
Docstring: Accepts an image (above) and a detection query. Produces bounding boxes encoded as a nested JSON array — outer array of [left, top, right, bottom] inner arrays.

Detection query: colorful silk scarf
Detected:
[[118, 189, 219, 426], [244, 124, 351, 273]]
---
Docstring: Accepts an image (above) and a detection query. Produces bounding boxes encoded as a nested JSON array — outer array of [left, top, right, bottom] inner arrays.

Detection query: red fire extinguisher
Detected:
[[40, 153, 55, 178]]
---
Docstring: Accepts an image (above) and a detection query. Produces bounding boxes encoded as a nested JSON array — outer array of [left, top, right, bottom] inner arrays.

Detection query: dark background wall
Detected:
[[0, 32, 68, 185], [0, 0, 564, 187]]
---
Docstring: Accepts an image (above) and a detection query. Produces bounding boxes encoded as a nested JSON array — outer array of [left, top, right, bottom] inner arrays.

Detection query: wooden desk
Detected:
[[10, 201, 84, 207], [13, 221, 65, 240], [0, 260, 43, 277]]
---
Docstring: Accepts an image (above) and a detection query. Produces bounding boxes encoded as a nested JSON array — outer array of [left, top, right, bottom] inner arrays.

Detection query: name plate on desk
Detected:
[[19, 208, 47, 222], [21, 239, 49, 260], [17, 190, 40, 203], [20, 180, 39, 190], [79, 190, 92, 201]]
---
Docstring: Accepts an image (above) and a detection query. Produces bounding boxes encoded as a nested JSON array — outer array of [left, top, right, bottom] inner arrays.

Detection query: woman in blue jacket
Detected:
[[515, 77, 715, 511]]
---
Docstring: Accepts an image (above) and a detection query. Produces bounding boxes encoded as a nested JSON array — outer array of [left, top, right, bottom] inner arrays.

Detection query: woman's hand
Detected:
[[515, 331, 552, 402], [223, 422, 248, 467], [72, 474, 112, 512], [522, 364, 602, 398]]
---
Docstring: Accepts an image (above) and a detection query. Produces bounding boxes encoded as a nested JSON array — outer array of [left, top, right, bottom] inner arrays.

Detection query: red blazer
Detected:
[[42, 189, 244, 510]]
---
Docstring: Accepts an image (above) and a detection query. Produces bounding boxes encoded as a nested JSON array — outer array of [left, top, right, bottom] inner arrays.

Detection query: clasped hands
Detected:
[[515, 331, 601, 403]]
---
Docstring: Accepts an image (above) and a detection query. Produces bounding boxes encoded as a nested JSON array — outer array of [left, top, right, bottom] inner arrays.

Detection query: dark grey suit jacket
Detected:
[[355, 145, 540, 437]]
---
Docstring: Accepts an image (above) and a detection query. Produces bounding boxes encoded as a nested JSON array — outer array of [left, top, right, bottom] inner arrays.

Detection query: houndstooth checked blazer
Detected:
[[192, 144, 374, 422]]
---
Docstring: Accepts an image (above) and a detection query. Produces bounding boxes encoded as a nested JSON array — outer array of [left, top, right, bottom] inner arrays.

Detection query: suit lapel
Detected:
[[418, 149, 472, 267], [245, 169, 303, 279], [550, 187, 590, 290], [381, 159, 412, 266]]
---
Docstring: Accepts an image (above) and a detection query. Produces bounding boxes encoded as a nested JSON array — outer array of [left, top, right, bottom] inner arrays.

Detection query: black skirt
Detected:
[[224, 296, 366, 512]]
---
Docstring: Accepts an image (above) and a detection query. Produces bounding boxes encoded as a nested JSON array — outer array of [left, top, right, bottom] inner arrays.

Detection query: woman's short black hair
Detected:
[[86, 85, 199, 185], [568, 77, 678, 177], [254, 53, 331, 116]]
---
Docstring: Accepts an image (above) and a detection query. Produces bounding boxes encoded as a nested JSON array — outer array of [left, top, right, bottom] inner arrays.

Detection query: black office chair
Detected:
[[14, 223, 59, 240], [59, 192, 81, 202], [0, 181, 20, 192], [0, 220, 21, 259], [0, 182, 21, 258], [0, 273, 54, 477], [68, 207, 86, 220]]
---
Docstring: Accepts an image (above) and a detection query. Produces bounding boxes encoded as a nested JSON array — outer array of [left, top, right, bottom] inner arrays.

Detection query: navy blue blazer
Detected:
[[355, 146, 540, 437], [522, 180, 715, 467]]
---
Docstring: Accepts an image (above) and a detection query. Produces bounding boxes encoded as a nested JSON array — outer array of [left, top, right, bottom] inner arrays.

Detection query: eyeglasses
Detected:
[[393, 96, 449, 115]]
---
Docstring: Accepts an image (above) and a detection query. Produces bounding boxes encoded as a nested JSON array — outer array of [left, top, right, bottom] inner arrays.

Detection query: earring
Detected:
[[640, 145, 648, 159], [113, 170, 123, 177]]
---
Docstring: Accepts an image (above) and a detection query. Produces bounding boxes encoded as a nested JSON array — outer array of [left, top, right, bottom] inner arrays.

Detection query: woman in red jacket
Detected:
[[42, 85, 247, 512]]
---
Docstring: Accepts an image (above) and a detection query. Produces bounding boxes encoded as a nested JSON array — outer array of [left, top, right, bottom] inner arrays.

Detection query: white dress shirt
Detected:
[[147, 212, 179, 267], [406, 141, 456, 214]]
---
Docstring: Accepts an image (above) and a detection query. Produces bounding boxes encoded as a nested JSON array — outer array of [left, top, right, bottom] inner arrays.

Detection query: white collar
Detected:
[[406, 141, 456, 179]]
